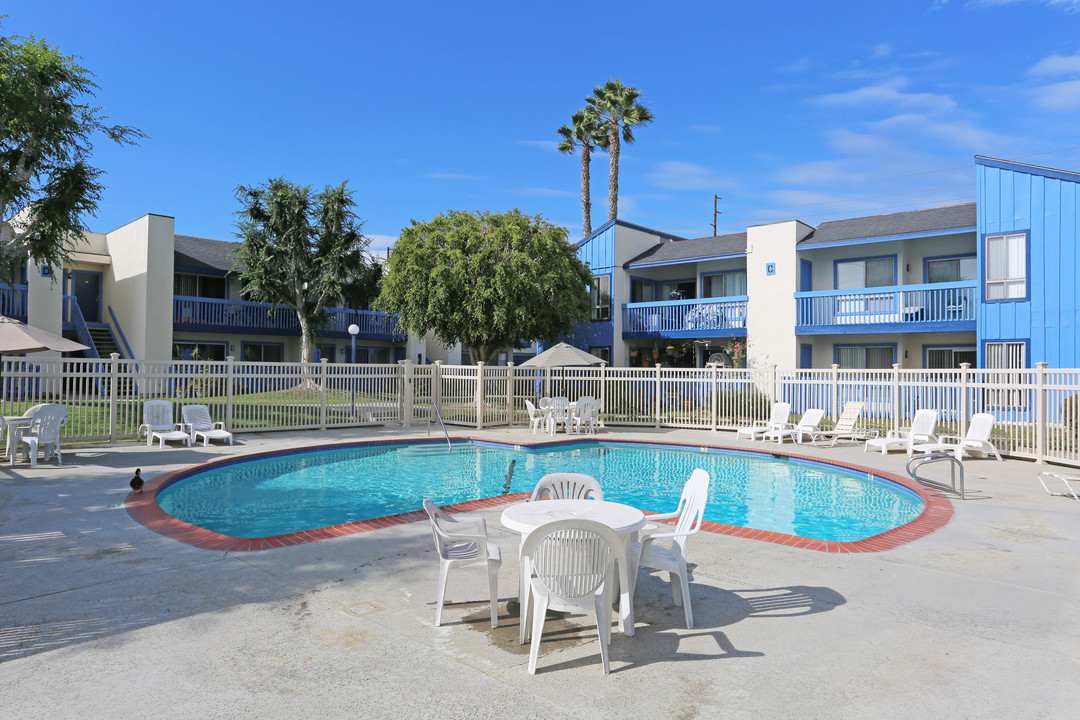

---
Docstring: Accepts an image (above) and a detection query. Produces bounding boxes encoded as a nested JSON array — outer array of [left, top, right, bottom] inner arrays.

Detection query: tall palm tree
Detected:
[[586, 79, 655, 221], [557, 108, 606, 236]]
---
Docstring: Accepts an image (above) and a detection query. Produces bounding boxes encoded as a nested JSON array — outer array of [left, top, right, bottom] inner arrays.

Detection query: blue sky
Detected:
[[7, 1, 1080, 253]]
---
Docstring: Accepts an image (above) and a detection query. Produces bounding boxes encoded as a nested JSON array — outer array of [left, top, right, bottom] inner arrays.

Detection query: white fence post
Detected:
[[432, 361, 443, 413], [959, 362, 970, 438], [710, 362, 719, 432], [109, 353, 119, 443], [1036, 361, 1048, 464], [402, 359, 414, 427], [772, 365, 779, 403], [831, 363, 840, 420], [655, 364, 662, 429], [226, 355, 235, 430], [599, 362, 607, 428], [319, 358, 328, 431], [475, 361, 485, 430], [506, 362, 515, 426], [891, 363, 902, 433]]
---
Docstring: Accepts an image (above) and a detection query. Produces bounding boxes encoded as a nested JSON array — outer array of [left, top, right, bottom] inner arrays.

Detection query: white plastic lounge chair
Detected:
[[422, 498, 502, 628], [13, 405, 67, 468], [735, 402, 791, 441], [182, 404, 234, 446], [1036, 472, 1080, 502], [140, 400, 192, 449], [572, 397, 599, 435], [521, 519, 624, 675], [763, 408, 825, 444], [547, 397, 572, 436], [523, 400, 544, 434], [912, 413, 1003, 461], [865, 409, 939, 456], [810, 402, 874, 446], [530, 473, 604, 502], [631, 468, 710, 629]]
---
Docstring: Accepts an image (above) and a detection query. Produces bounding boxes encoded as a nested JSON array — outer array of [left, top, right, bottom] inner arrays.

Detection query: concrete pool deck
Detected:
[[2, 426, 1078, 719]]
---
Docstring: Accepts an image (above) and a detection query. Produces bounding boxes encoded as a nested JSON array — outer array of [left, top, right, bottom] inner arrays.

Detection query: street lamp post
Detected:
[[348, 323, 359, 417]]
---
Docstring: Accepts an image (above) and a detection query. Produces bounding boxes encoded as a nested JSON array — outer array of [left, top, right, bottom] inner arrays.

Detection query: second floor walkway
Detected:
[[174, 296, 406, 340], [795, 281, 976, 334]]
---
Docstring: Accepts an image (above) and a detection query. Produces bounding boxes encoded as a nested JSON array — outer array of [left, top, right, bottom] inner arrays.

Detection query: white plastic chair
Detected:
[[810, 402, 872, 446], [523, 400, 545, 434], [5, 403, 49, 458], [735, 402, 791, 441], [912, 413, 1003, 461], [1036, 472, 1080, 502], [182, 404, 234, 446], [422, 498, 501, 628], [13, 405, 67, 468], [139, 400, 192, 449], [631, 468, 710, 629], [547, 397, 572, 436], [571, 397, 599, 435], [763, 408, 824, 444], [865, 409, 939, 456], [520, 519, 625, 675], [529, 473, 604, 502]]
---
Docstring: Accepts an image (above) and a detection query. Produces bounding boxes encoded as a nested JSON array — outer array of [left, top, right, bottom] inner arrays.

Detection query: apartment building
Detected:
[[572, 156, 1080, 371]]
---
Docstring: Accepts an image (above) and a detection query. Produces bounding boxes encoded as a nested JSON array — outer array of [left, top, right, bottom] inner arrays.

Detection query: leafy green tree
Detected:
[[586, 79, 654, 221], [0, 25, 145, 272], [557, 108, 607, 237], [376, 209, 592, 364], [232, 178, 371, 366]]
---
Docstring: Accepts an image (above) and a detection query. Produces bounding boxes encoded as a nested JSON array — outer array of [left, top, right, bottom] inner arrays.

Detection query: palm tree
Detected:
[[586, 79, 655, 221], [556, 108, 606, 236]]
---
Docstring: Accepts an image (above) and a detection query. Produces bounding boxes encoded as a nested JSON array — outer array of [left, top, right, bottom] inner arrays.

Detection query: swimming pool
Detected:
[[152, 439, 925, 543]]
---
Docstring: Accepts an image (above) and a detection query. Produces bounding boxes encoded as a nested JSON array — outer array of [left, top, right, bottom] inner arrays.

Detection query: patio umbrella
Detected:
[[519, 342, 604, 397], [0, 316, 89, 354]]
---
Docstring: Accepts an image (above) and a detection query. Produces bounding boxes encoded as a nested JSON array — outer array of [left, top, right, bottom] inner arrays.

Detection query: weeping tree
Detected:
[[375, 209, 592, 364], [586, 79, 654, 221], [231, 178, 372, 375], [556, 107, 607, 237], [1, 25, 145, 272]]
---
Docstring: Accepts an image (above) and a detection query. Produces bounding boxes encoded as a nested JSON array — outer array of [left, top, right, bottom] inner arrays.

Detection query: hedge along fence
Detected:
[[3, 356, 1080, 467]]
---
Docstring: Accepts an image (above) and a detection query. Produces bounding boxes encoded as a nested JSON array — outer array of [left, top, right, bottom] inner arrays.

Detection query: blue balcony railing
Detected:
[[623, 296, 748, 338], [173, 296, 405, 340], [0, 284, 28, 322], [795, 281, 977, 333]]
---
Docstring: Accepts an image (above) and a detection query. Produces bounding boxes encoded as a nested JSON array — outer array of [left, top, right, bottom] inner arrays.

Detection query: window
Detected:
[[985, 341, 1027, 407], [985, 233, 1026, 300], [702, 271, 747, 298], [836, 345, 894, 369], [630, 278, 655, 303], [316, 344, 336, 362], [589, 346, 610, 363], [242, 343, 283, 362], [172, 342, 227, 361], [174, 273, 227, 299], [926, 347, 977, 369], [590, 275, 611, 320], [927, 256, 977, 283], [658, 279, 695, 300], [836, 258, 895, 289]]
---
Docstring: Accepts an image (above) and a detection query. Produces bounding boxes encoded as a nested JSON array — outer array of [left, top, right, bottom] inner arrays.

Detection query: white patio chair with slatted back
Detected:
[[422, 498, 502, 628], [529, 473, 604, 502], [547, 397, 572, 436], [521, 519, 625, 675], [140, 400, 192, 449], [524, 400, 545, 435], [735, 402, 791, 441], [13, 405, 67, 468], [631, 468, 710, 629], [182, 404, 234, 446], [912, 412, 1003, 461], [572, 397, 599, 435], [865, 408, 939, 456], [763, 408, 825, 445], [811, 402, 872, 447]]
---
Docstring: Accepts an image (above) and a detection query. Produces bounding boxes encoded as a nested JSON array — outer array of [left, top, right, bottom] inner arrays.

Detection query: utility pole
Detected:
[[711, 195, 722, 236]]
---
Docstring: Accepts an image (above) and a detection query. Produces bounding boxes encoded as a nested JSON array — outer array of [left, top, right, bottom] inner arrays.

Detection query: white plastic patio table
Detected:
[[501, 498, 646, 637], [2, 414, 34, 458]]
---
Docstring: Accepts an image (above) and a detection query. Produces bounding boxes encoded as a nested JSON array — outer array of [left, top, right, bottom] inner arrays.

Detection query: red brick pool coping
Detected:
[[126, 436, 954, 554]]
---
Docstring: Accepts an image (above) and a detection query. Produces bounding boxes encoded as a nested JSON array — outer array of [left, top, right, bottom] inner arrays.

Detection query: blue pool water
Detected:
[[155, 440, 923, 542]]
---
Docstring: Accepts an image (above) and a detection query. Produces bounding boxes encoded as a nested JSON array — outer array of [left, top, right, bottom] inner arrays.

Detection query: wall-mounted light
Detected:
[[230, 344, 236, 352], [904, 350, 908, 359], [906, 264, 910, 272]]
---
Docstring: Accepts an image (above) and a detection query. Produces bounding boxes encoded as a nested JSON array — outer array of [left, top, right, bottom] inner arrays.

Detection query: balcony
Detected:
[[795, 281, 976, 334], [623, 296, 748, 339], [173, 296, 405, 341], [0, 284, 28, 322]]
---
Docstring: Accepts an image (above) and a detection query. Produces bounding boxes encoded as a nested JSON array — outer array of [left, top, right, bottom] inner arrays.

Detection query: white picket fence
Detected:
[[4, 355, 1079, 466]]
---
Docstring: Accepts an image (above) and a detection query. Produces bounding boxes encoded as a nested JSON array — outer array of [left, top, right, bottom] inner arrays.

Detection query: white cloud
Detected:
[[868, 113, 1019, 152], [690, 124, 725, 134], [366, 234, 398, 259], [872, 44, 893, 58], [517, 140, 560, 152], [649, 161, 733, 190], [423, 172, 483, 180], [514, 187, 577, 198], [1032, 79, 1080, 109], [969, 0, 1080, 12], [813, 77, 957, 113], [777, 57, 813, 74], [1029, 50, 1080, 77]]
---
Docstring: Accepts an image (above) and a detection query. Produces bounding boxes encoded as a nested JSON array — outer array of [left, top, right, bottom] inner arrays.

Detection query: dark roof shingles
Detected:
[[625, 232, 747, 266], [174, 235, 241, 273], [799, 203, 976, 246]]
